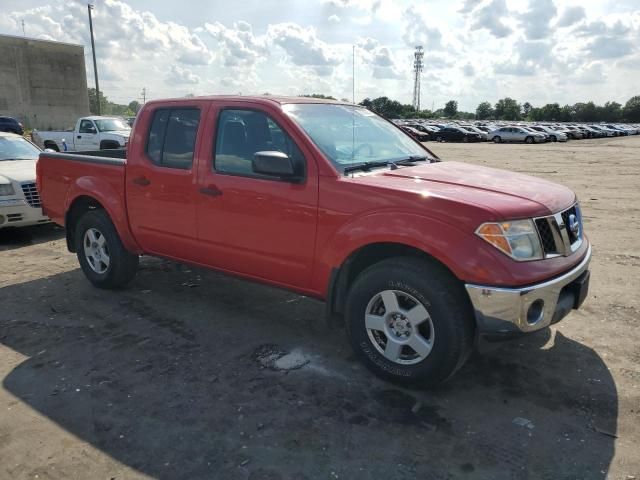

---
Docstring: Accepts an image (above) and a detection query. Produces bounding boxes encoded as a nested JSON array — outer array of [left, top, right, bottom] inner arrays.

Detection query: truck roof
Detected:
[[144, 95, 352, 107]]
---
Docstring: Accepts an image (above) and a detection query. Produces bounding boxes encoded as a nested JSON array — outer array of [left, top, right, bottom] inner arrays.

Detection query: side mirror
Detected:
[[252, 151, 299, 181], [88, 128, 97, 134], [44, 148, 56, 153]]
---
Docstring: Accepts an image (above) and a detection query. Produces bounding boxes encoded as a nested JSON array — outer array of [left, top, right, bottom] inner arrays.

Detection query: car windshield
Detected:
[[94, 118, 131, 132], [282, 103, 429, 171], [0, 136, 40, 161]]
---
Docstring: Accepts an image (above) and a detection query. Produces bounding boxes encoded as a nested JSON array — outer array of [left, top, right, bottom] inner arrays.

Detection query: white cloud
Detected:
[[519, 0, 557, 40], [267, 23, 341, 75], [469, 0, 513, 38], [556, 6, 586, 27], [402, 6, 443, 49], [204, 21, 266, 67], [165, 65, 200, 85]]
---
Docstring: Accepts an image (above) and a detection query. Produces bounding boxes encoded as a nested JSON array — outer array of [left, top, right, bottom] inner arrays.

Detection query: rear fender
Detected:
[[64, 176, 141, 253]]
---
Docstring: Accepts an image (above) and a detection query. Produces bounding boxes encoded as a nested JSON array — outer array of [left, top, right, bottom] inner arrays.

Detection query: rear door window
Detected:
[[146, 108, 200, 169]]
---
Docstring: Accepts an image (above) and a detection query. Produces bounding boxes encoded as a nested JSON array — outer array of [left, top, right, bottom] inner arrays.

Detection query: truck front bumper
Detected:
[[465, 245, 592, 338]]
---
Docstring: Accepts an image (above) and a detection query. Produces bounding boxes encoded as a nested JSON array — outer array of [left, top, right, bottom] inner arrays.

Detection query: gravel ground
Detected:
[[1, 136, 638, 480]]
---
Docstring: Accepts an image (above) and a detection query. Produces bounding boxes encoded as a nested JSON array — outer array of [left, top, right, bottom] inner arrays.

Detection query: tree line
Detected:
[[88, 88, 640, 123], [88, 88, 141, 117], [358, 95, 640, 123]]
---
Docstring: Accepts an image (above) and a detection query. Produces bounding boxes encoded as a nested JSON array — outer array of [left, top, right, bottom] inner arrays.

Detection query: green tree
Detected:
[[572, 102, 599, 122], [623, 96, 640, 122], [128, 101, 141, 114], [600, 101, 622, 122], [522, 102, 533, 117], [494, 98, 521, 120], [475, 101, 494, 120], [87, 88, 107, 115], [443, 100, 458, 118]]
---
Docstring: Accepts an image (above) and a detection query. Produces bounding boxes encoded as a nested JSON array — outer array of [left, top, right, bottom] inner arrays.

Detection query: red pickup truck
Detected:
[[37, 96, 591, 385]]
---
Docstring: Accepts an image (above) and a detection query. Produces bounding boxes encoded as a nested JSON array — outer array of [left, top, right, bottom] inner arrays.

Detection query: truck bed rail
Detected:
[[39, 150, 126, 166]]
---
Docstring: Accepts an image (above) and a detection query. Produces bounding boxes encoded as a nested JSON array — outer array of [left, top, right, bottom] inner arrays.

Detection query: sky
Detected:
[[1, 0, 639, 111]]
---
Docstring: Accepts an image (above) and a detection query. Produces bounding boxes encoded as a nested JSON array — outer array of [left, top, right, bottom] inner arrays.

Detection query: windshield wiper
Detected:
[[343, 161, 391, 174], [343, 155, 429, 175], [394, 155, 428, 165]]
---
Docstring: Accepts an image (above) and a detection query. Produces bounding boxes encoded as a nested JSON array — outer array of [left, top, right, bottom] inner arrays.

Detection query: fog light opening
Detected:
[[527, 300, 545, 325], [0, 214, 5, 225]]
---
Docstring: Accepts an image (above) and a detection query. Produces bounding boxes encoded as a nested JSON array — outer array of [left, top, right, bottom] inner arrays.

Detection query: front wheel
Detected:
[[345, 257, 474, 385], [525, 136, 534, 144], [75, 210, 139, 289], [492, 136, 502, 143]]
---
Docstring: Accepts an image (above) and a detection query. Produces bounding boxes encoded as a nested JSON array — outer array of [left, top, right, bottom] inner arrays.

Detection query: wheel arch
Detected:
[[64, 179, 141, 254], [326, 241, 466, 320]]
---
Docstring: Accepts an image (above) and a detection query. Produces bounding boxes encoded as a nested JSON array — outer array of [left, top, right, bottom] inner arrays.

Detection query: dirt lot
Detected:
[[1, 136, 639, 480]]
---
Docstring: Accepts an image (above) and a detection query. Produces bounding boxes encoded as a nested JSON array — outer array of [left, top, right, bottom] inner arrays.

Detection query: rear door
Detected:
[[195, 102, 319, 289], [76, 120, 99, 150], [126, 102, 207, 259]]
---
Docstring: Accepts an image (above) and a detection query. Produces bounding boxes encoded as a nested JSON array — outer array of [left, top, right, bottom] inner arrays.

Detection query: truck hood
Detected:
[[0, 159, 37, 183], [102, 130, 130, 138], [352, 161, 576, 218]]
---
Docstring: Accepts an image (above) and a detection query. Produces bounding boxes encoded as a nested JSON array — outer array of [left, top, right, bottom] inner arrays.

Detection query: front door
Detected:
[[196, 105, 319, 289], [76, 119, 99, 150], [126, 105, 205, 258]]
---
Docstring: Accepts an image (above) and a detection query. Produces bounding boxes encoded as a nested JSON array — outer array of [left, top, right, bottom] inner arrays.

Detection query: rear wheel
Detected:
[[550, 135, 557, 142], [435, 136, 443, 142], [75, 210, 138, 289], [345, 257, 474, 386], [492, 136, 502, 143], [462, 136, 469, 143]]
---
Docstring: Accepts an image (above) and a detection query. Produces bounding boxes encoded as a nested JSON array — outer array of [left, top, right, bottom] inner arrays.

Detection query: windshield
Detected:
[[0, 136, 40, 161], [283, 104, 429, 171], [94, 118, 131, 132]]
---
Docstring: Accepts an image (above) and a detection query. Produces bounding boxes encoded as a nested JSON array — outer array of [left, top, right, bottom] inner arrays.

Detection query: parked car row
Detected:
[[393, 119, 640, 144]]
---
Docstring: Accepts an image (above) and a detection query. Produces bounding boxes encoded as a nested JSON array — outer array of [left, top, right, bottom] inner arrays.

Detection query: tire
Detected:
[[75, 209, 138, 289], [435, 136, 443, 142], [550, 135, 557, 142], [462, 136, 469, 143], [44, 142, 59, 152], [492, 136, 501, 143], [525, 136, 534, 144], [345, 257, 474, 386]]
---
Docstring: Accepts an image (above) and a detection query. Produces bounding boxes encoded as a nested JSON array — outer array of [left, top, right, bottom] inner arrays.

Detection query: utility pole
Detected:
[[87, 4, 101, 115], [141, 87, 147, 104], [21, 20, 26, 37]]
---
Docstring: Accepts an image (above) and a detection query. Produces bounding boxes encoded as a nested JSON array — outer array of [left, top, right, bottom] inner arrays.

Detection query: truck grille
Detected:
[[534, 218, 559, 254], [535, 204, 583, 257], [21, 182, 41, 208]]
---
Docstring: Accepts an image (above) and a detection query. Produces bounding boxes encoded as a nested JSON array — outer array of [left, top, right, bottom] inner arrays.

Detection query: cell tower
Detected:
[[412, 46, 424, 111]]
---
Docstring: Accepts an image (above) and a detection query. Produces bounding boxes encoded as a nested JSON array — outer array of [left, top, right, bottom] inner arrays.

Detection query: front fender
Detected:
[[312, 210, 511, 295], [64, 176, 141, 253]]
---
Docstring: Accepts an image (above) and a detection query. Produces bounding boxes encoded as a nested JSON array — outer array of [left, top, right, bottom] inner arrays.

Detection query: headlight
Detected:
[[476, 219, 543, 261], [0, 184, 15, 196]]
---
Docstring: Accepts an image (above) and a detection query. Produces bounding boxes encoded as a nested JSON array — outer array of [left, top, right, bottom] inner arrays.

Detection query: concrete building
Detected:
[[0, 34, 90, 130]]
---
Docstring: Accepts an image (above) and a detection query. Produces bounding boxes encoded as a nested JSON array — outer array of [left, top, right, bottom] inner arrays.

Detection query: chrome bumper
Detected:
[[465, 245, 592, 335]]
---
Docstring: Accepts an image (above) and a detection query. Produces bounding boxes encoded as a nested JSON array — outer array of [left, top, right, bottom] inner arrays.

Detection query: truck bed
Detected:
[[37, 150, 128, 227]]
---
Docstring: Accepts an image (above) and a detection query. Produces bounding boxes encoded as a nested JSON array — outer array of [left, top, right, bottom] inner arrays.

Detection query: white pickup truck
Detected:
[[31, 116, 130, 152]]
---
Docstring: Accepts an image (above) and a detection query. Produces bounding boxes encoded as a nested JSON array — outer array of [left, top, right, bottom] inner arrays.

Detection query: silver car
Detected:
[[530, 125, 568, 142], [488, 126, 547, 144]]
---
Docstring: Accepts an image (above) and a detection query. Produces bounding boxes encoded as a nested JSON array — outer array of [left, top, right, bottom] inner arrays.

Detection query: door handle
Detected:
[[132, 176, 151, 186], [199, 186, 222, 197], [77, 135, 82, 139]]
